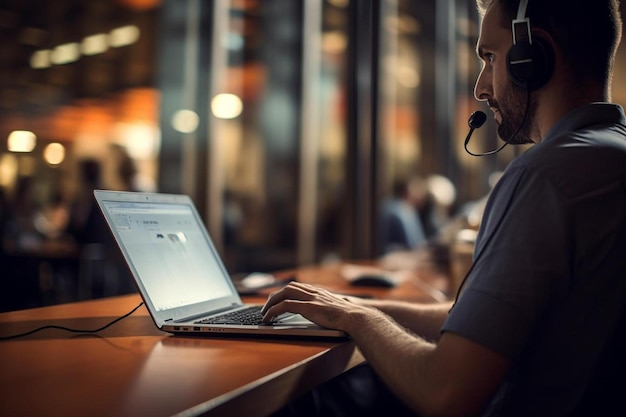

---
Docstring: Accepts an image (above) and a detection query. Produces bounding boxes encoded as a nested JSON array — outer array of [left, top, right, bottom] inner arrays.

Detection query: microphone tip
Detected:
[[468, 111, 487, 129]]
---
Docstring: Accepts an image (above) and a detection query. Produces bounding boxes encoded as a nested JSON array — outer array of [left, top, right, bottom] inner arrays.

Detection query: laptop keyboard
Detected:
[[195, 306, 264, 325]]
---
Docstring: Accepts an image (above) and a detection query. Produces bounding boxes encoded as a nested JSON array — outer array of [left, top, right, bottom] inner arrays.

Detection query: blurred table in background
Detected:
[[1, 238, 80, 312]]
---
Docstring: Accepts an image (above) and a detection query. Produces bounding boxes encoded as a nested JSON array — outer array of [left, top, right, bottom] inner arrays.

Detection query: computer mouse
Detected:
[[349, 273, 397, 288]]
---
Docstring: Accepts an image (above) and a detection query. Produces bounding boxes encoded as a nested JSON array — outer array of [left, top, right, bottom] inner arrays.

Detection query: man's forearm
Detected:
[[351, 298, 452, 341], [340, 308, 450, 417]]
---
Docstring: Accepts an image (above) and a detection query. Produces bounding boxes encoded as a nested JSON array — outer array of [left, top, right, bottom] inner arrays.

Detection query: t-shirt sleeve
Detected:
[[442, 164, 571, 359]]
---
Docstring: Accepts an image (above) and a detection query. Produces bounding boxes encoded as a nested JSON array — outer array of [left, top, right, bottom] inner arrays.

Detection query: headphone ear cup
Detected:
[[506, 36, 555, 91]]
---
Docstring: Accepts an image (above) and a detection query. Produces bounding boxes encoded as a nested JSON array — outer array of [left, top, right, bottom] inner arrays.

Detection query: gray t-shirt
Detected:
[[442, 103, 626, 416]]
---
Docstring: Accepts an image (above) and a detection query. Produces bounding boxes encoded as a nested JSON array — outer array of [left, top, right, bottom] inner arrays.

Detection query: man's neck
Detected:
[[534, 82, 607, 143]]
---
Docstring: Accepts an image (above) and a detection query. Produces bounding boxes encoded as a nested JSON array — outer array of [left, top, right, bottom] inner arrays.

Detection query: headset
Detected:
[[506, 0, 555, 91]]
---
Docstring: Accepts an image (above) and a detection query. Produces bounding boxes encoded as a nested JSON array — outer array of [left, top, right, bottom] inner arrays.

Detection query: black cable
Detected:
[[0, 302, 144, 341]]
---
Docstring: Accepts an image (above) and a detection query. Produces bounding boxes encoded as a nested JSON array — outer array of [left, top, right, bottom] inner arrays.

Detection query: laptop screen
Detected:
[[101, 199, 234, 312]]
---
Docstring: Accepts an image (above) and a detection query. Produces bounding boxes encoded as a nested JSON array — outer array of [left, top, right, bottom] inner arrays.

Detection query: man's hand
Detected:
[[261, 282, 377, 332]]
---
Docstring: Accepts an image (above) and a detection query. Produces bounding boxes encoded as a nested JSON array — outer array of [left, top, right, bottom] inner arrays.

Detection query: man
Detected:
[[263, 0, 626, 416]]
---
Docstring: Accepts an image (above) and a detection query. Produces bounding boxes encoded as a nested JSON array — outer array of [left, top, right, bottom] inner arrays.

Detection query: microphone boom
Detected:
[[464, 110, 508, 156]]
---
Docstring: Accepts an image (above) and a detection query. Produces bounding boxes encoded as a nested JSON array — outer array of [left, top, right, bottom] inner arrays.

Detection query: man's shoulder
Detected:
[[514, 121, 626, 191]]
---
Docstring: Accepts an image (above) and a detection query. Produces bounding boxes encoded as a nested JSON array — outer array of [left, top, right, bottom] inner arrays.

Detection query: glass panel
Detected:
[[377, 0, 434, 255], [312, 0, 349, 262], [379, 0, 422, 185], [207, 0, 353, 270], [210, 0, 304, 273]]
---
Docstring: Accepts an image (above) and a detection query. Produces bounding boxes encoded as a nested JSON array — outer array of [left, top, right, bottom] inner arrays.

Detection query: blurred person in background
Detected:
[[3, 177, 42, 249], [66, 159, 108, 246], [379, 177, 429, 255]]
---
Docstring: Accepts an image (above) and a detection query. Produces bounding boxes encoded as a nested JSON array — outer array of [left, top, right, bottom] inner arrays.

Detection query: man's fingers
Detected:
[[260, 282, 348, 324], [261, 282, 314, 315], [262, 299, 306, 322]]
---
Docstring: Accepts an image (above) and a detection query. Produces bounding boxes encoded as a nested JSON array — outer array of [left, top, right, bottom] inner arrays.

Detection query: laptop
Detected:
[[94, 189, 346, 338]]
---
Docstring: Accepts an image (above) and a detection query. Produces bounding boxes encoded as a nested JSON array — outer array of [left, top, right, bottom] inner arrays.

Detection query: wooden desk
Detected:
[[0, 262, 446, 417]]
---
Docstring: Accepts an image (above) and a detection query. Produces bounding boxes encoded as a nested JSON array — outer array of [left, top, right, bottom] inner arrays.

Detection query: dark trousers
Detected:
[[272, 364, 418, 417]]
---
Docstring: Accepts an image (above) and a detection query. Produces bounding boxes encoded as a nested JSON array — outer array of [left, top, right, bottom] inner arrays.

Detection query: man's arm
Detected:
[[347, 297, 452, 342], [348, 310, 509, 417], [263, 283, 510, 417]]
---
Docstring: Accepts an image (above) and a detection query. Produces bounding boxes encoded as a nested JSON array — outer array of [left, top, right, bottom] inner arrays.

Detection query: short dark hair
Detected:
[[476, 0, 623, 87]]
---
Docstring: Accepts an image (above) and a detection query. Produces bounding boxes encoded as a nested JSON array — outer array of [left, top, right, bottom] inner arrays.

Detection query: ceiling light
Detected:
[[109, 25, 140, 48], [8, 130, 37, 153], [211, 94, 243, 119], [82, 33, 109, 56], [43, 143, 66, 166], [172, 109, 200, 133], [30, 50, 51, 69], [51, 43, 80, 65]]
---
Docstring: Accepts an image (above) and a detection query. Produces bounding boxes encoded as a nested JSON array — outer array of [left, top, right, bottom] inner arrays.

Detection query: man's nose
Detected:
[[474, 68, 491, 102]]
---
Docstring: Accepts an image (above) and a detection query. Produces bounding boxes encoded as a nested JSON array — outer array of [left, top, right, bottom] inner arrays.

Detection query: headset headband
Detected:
[[516, 0, 529, 20], [512, 0, 532, 45]]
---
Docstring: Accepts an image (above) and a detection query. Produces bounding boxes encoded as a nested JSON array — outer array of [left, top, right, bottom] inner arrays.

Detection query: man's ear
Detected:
[[506, 27, 555, 91]]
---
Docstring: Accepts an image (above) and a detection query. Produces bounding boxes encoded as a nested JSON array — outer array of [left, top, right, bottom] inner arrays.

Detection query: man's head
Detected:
[[477, 0, 622, 89], [474, 0, 622, 143]]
